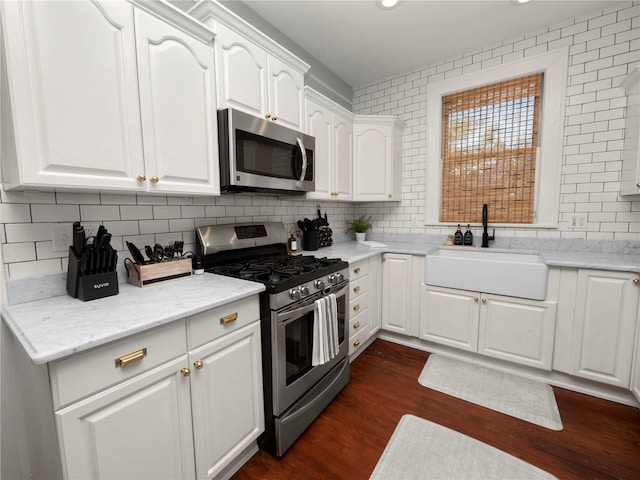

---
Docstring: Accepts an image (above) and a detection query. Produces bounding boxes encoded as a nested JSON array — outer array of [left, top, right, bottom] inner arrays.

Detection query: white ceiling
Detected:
[[242, 0, 621, 87]]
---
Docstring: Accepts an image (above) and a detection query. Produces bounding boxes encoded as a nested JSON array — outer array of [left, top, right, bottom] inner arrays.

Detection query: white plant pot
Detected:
[[355, 232, 366, 242]]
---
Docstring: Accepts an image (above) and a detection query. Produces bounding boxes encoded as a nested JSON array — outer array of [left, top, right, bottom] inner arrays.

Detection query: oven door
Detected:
[[272, 283, 348, 416]]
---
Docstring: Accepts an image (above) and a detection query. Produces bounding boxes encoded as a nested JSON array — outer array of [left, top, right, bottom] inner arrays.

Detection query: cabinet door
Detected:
[[1, 0, 145, 191], [333, 112, 353, 200], [267, 55, 304, 130], [304, 98, 333, 200], [134, 9, 219, 195], [571, 270, 640, 388], [214, 23, 268, 120], [189, 322, 264, 480], [353, 124, 391, 201], [56, 357, 195, 480], [420, 285, 480, 352], [382, 254, 413, 335], [479, 294, 557, 370]]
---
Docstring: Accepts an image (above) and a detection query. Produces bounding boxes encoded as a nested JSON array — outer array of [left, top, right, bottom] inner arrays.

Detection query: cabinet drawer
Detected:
[[350, 259, 369, 281], [349, 325, 370, 355], [350, 309, 370, 337], [50, 320, 187, 409], [350, 291, 369, 317], [350, 275, 370, 299], [187, 296, 260, 349]]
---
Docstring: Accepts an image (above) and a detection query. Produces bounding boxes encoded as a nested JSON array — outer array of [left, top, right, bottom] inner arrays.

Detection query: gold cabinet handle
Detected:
[[149, 176, 159, 183], [482, 298, 487, 303], [354, 267, 361, 274], [193, 360, 204, 370], [220, 312, 238, 325], [636, 182, 640, 188], [354, 286, 361, 293], [353, 304, 360, 311], [136, 174, 146, 182], [633, 279, 640, 285], [265, 113, 271, 119], [272, 115, 278, 121], [388, 194, 392, 199], [474, 297, 479, 303], [115, 348, 147, 368], [331, 192, 338, 196], [354, 321, 361, 329], [353, 339, 361, 347], [180, 367, 191, 377]]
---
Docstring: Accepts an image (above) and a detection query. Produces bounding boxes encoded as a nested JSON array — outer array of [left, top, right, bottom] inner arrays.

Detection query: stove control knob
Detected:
[[289, 288, 301, 300], [328, 273, 337, 285], [314, 279, 325, 290], [300, 286, 309, 297], [335, 272, 344, 283]]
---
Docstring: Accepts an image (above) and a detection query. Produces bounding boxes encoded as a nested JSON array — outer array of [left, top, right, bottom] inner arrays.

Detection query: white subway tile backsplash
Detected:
[[0, 204, 31, 223], [2, 242, 36, 263], [139, 219, 169, 235], [120, 205, 153, 221], [31, 204, 80, 223], [5, 223, 53, 243], [8, 258, 62, 279], [80, 205, 120, 221]]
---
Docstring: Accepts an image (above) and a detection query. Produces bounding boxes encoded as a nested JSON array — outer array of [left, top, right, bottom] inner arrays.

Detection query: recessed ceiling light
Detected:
[[378, 0, 401, 10]]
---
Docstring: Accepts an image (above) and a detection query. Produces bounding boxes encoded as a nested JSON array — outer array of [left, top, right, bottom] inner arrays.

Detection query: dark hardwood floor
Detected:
[[233, 339, 640, 480]]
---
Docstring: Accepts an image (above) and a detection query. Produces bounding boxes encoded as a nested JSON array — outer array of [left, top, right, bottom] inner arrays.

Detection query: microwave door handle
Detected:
[[295, 137, 307, 189]]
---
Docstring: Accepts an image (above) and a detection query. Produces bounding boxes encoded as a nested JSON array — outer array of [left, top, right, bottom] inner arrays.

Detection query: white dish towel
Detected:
[[312, 293, 339, 366]]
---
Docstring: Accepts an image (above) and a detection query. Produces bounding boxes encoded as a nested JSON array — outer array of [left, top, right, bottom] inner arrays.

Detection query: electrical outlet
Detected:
[[570, 214, 587, 229], [83, 223, 101, 238], [52, 223, 73, 252]]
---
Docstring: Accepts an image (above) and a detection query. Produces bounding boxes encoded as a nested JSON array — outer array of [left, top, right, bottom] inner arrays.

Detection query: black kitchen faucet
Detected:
[[481, 204, 495, 248]]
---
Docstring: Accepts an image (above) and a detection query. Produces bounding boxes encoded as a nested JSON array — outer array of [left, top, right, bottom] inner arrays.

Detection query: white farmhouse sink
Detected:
[[425, 249, 548, 300]]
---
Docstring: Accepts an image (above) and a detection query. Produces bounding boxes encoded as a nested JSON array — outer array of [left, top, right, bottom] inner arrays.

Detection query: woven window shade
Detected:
[[440, 73, 542, 224]]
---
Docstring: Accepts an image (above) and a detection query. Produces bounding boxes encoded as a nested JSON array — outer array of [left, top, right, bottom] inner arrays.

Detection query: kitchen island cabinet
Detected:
[[304, 87, 354, 201], [1, 0, 219, 195]]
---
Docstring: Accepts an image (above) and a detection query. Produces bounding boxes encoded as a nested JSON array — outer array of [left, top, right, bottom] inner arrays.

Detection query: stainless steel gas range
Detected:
[[196, 222, 350, 456]]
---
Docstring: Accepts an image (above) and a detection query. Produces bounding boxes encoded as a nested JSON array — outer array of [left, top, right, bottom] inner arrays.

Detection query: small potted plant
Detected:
[[346, 215, 372, 242]]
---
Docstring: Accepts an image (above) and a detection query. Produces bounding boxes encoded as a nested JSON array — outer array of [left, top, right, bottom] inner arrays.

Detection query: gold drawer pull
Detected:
[[482, 298, 487, 303], [115, 348, 147, 368], [633, 278, 640, 285], [353, 304, 360, 311], [220, 312, 238, 325], [354, 321, 361, 329], [354, 267, 361, 274], [193, 360, 204, 370], [180, 367, 191, 377], [149, 176, 159, 183], [354, 286, 361, 293], [353, 339, 361, 347], [474, 297, 479, 302]]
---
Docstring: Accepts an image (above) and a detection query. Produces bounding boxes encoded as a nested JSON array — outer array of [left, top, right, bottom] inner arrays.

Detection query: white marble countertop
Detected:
[[317, 241, 640, 273], [1, 274, 264, 365], [3, 240, 638, 366]]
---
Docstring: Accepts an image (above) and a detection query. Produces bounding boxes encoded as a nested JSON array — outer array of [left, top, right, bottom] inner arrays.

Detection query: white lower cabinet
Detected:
[[569, 269, 640, 388], [420, 285, 557, 370], [49, 296, 263, 480], [382, 254, 423, 337], [347, 255, 383, 358], [56, 356, 196, 480]]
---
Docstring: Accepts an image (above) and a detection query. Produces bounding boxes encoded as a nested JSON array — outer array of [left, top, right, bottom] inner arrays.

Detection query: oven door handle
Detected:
[[277, 284, 348, 324], [295, 137, 308, 189]]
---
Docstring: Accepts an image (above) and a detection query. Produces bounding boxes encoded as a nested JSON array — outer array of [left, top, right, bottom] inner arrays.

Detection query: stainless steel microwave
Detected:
[[217, 108, 315, 195]]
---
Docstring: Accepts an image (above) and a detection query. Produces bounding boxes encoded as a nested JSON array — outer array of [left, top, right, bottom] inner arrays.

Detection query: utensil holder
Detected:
[[302, 230, 318, 251], [66, 247, 119, 301], [125, 258, 192, 287]]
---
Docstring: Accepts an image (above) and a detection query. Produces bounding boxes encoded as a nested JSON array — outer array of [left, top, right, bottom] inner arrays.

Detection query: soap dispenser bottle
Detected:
[[463, 224, 473, 246], [287, 229, 298, 253], [454, 224, 463, 245]]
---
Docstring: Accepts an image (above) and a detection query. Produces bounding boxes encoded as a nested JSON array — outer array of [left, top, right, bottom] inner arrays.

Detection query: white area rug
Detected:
[[369, 415, 557, 479], [418, 354, 563, 431]]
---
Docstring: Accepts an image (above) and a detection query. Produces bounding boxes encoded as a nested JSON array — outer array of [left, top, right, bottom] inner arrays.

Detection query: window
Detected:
[[441, 73, 542, 224], [425, 49, 568, 227]]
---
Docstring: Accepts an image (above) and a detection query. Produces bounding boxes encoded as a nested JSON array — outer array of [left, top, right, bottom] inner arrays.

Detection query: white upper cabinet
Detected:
[[621, 65, 640, 197], [134, 8, 219, 195], [0, 0, 145, 191], [193, 1, 310, 131], [1, 0, 219, 194], [304, 87, 354, 201], [353, 116, 404, 201]]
